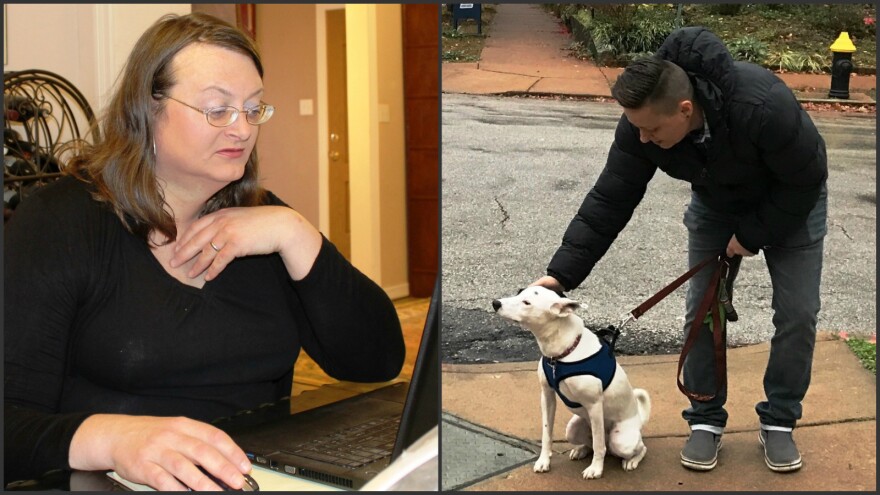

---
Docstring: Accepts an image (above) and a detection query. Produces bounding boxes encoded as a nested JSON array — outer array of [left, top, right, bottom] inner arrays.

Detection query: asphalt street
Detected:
[[441, 93, 876, 364]]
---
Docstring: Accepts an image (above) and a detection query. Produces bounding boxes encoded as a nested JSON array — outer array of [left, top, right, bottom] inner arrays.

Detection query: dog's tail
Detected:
[[634, 388, 651, 425]]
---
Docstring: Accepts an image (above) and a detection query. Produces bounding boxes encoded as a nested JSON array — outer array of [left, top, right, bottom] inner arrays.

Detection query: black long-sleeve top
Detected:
[[4, 176, 405, 483]]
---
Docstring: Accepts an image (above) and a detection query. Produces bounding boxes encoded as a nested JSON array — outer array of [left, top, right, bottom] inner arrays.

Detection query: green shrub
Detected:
[[801, 53, 830, 74], [573, 7, 593, 28], [442, 27, 464, 39], [544, 3, 589, 25], [442, 49, 476, 62], [756, 4, 791, 11], [766, 49, 802, 72], [766, 50, 829, 73], [589, 5, 677, 64], [559, 4, 586, 24], [796, 3, 875, 38], [708, 4, 744, 16], [728, 36, 770, 64], [592, 4, 639, 28]]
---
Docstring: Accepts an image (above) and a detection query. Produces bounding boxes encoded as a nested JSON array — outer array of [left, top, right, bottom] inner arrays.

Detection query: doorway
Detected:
[[325, 8, 351, 260]]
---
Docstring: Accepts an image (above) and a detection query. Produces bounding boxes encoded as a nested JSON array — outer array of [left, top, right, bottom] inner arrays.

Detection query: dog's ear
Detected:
[[552, 299, 581, 316]]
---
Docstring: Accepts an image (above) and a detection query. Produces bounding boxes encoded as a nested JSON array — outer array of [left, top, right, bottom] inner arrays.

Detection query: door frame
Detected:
[[316, 5, 409, 297], [315, 4, 342, 236]]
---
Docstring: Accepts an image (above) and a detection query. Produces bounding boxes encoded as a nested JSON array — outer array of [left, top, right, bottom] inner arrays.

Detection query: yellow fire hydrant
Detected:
[[829, 32, 856, 99]]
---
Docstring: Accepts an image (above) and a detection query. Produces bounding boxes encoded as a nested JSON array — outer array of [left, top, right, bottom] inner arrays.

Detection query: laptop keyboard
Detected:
[[284, 415, 401, 469]]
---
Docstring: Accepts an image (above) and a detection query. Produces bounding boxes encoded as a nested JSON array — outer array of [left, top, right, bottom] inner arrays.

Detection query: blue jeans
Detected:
[[681, 186, 827, 429]]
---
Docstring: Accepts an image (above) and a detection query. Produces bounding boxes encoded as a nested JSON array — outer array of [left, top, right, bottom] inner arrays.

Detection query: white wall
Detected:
[[5, 4, 190, 114]]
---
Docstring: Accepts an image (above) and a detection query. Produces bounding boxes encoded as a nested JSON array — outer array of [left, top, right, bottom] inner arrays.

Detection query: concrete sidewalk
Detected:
[[442, 4, 876, 104], [442, 333, 877, 491]]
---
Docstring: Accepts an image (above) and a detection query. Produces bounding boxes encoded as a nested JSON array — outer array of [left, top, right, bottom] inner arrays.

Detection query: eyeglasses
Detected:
[[159, 94, 275, 127]]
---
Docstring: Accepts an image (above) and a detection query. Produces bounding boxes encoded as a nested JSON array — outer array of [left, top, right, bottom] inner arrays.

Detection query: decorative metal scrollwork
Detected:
[[4, 69, 99, 221]]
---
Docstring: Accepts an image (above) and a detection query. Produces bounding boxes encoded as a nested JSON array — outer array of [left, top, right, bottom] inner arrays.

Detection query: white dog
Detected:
[[492, 286, 651, 479]]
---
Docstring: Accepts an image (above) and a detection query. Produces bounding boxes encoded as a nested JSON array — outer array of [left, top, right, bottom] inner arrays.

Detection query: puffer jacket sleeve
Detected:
[[547, 115, 657, 290], [735, 82, 828, 253]]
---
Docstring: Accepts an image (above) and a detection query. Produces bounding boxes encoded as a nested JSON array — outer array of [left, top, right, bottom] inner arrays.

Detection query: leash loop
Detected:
[[594, 251, 734, 403], [676, 253, 732, 402]]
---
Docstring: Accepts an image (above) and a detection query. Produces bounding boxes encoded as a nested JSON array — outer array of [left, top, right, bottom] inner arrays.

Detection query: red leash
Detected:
[[608, 253, 732, 402], [676, 256, 730, 402]]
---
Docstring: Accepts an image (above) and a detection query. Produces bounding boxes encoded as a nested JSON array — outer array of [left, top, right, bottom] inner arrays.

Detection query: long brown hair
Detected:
[[70, 12, 267, 245]]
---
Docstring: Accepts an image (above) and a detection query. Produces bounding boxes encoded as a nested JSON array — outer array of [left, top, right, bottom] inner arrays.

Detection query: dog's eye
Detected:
[[523, 300, 531, 306]]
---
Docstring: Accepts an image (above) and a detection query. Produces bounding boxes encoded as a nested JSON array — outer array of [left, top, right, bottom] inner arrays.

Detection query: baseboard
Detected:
[[384, 283, 410, 300]]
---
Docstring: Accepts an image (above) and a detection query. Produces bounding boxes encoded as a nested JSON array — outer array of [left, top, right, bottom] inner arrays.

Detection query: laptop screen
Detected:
[[391, 275, 439, 459]]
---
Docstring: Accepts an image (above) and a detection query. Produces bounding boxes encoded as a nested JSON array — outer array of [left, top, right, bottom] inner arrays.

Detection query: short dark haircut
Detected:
[[611, 57, 693, 114]]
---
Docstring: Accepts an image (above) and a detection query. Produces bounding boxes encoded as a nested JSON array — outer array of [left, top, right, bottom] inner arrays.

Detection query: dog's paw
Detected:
[[569, 446, 590, 460], [622, 444, 647, 471], [533, 456, 551, 473], [622, 457, 641, 471], [581, 464, 603, 480]]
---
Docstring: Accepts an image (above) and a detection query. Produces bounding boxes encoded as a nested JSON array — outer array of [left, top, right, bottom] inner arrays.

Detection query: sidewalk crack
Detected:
[[832, 220, 854, 240], [495, 196, 510, 229], [525, 77, 542, 93]]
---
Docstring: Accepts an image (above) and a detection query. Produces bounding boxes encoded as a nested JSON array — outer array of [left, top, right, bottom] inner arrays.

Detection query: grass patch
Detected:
[[845, 338, 876, 374], [441, 4, 497, 63]]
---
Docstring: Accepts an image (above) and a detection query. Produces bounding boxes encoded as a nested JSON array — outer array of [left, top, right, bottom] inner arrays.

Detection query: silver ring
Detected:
[[210, 241, 221, 252]]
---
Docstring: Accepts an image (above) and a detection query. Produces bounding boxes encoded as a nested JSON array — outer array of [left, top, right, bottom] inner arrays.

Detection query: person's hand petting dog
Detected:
[[530, 275, 565, 293]]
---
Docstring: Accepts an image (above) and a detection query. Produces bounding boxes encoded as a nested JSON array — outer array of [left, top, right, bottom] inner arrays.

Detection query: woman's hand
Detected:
[[69, 414, 252, 491], [170, 206, 323, 282]]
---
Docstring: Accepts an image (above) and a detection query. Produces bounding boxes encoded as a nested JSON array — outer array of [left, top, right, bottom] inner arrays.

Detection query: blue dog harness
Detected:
[[542, 337, 617, 409]]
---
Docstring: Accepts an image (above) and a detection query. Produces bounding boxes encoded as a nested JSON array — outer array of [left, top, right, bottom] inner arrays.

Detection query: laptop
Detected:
[[214, 278, 439, 491]]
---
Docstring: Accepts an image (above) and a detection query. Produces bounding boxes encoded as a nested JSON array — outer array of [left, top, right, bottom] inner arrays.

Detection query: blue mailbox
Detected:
[[452, 4, 482, 34]]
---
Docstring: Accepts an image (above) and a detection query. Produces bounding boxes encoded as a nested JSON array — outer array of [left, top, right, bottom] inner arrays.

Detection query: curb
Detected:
[[443, 89, 877, 110]]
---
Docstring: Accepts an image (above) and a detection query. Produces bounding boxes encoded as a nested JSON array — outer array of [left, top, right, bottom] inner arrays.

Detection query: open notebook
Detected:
[[108, 278, 439, 491]]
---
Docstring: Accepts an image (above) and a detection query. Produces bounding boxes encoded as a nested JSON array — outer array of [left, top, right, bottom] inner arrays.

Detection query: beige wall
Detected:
[[344, 4, 409, 296], [4, 4, 190, 113], [375, 5, 409, 297], [5, 4, 97, 108], [256, 4, 321, 225]]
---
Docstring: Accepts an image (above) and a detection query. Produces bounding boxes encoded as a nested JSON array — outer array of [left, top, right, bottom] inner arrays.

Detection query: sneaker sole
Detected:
[[680, 439, 722, 471], [758, 431, 803, 472]]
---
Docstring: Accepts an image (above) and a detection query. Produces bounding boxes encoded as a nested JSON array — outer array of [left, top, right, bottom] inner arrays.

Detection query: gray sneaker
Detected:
[[759, 429, 803, 472], [680, 430, 722, 471]]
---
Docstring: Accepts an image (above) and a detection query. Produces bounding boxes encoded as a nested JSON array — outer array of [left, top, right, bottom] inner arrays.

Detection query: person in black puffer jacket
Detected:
[[533, 27, 826, 473]]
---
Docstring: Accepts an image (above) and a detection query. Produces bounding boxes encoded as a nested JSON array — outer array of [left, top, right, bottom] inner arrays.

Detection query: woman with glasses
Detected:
[[4, 13, 404, 491]]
